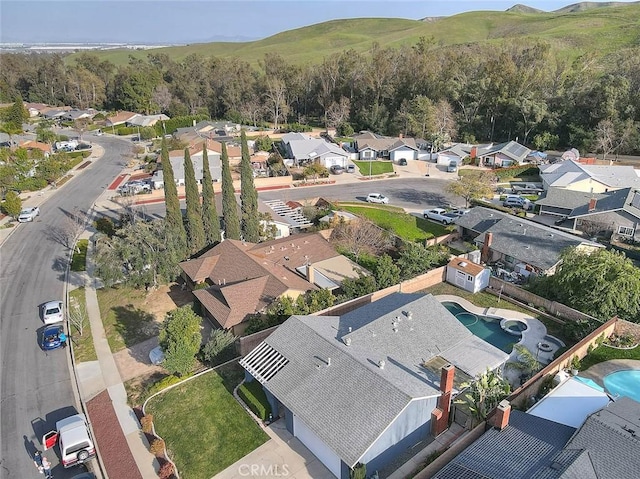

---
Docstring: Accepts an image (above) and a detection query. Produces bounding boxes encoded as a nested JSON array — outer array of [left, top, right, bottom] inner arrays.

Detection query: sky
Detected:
[[1, 0, 638, 44]]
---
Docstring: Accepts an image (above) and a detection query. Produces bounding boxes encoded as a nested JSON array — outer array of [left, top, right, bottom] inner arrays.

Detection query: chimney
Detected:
[[431, 364, 455, 437], [588, 198, 597, 211], [481, 232, 493, 263], [306, 265, 315, 285], [492, 400, 511, 430]]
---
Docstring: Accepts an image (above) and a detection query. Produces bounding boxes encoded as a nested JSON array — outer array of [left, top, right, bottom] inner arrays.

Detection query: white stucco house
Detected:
[[152, 144, 221, 188], [281, 133, 349, 168]]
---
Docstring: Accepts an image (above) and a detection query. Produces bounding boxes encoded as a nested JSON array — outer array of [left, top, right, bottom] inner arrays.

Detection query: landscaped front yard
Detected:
[[96, 286, 158, 352], [146, 362, 269, 479], [337, 203, 450, 241]]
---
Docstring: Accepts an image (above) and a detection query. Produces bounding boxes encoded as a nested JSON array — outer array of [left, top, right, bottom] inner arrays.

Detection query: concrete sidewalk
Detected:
[[71, 230, 159, 478]]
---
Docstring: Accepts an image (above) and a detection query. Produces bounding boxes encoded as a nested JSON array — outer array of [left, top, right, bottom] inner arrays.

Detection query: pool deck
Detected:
[[579, 359, 640, 389], [436, 295, 561, 367]]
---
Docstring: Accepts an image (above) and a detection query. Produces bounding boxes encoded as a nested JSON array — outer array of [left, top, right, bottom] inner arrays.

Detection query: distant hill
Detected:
[[506, 4, 544, 13], [67, 2, 640, 67], [554, 1, 640, 13]]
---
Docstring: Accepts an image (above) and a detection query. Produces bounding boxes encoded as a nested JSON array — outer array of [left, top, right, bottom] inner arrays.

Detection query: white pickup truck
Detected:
[[423, 208, 457, 225]]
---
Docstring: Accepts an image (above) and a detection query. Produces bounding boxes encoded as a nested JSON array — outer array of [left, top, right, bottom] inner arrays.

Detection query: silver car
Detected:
[[366, 193, 389, 204], [42, 300, 64, 324]]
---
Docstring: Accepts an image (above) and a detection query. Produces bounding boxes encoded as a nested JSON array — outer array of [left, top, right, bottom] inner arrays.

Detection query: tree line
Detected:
[[1, 39, 639, 155]]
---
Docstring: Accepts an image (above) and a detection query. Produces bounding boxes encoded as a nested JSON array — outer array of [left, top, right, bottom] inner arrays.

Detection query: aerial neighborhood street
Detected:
[[1, 1, 640, 479]]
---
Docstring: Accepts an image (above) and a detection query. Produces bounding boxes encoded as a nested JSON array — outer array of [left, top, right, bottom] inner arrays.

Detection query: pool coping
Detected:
[[435, 295, 561, 367]]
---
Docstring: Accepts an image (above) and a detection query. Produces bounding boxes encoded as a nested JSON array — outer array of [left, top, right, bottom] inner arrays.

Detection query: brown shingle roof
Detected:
[[447, 257, 486, 276], [106, 111, 138, 126], [180, 233, 341, 327]]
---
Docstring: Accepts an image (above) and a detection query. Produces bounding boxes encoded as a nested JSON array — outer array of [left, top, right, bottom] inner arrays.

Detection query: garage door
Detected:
[[293, 415, 341, 478]]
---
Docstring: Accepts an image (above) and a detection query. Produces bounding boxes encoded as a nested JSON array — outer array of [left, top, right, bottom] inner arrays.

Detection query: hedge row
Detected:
[[153, 114, 210, 136], [238, 381, 271, 421], [494, 165, 539, 180]]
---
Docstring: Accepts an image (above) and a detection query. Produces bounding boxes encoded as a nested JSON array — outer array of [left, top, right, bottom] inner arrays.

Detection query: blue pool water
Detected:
[[442, 302, 517, 353], [603, 370, 640, 402]]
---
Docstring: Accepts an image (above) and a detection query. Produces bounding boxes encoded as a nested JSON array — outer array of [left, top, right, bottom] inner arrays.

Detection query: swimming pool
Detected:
[[603, 370, 640, 402], [442, 301, 519, 353]]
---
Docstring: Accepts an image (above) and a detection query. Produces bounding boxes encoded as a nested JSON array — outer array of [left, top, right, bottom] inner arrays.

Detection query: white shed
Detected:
[[446, 258, 490, 293]]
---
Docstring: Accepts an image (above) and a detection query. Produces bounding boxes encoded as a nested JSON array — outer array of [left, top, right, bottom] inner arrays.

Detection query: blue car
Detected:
[[41, 324, 67, 351]]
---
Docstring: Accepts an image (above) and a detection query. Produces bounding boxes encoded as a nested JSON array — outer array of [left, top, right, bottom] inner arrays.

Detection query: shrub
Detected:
[[147, 374, 192, 396], [493, 165, 539, 180], [14, 177, 48, 191], [140, 414, 154, 434], [279, 122, 312, 133], [201, 329, 237, 366], [238, 381, 271, 421], [158, 461, 174, 479], [116, 126, 136, 136], [94, 216, 116, 237], [149, 438, 165, 456]]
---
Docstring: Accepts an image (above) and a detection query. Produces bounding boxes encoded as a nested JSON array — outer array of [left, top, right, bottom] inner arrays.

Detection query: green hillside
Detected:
[[67, 3, 640, 67]]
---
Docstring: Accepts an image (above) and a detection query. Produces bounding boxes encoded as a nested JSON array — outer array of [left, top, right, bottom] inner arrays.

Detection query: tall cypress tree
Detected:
[[220, 142, 241, 240], [183, 147, 206, 253], [240, 130, 261, 243], [201, 143, 221, 245], [161, 138, 187, 256]]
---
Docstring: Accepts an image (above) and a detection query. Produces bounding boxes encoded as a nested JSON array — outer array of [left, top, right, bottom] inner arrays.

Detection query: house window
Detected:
[[618, 225, 634, 236], [467, 274, 473, 282], [362, 150, 374, 159]]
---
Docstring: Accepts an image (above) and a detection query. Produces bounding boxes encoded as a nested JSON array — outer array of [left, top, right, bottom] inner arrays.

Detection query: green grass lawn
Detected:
[[147, 362, 269, 479], [580, 344, 640, 371], [96, 286, 158, 352], [352, 160, 395, 176], [424, 282, 567, 342], [337, 204, 450, 241], [68, 287, 97, 362], [70, 239, 88, 272]]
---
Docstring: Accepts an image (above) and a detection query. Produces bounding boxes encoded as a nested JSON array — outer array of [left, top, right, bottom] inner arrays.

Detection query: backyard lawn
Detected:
[[68, 287, 97, 362], [580, 344, 640, 370], [146, 362, 269, 479], [96, 286, 158, 352], [337, 203, 450, 241], [353, 160, 395, 176], [424, 282, 567, 342]]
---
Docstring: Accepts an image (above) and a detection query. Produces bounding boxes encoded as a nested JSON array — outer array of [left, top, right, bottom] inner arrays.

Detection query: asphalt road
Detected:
[[140, 176, 462, 220], [0, 135, 131, 479]]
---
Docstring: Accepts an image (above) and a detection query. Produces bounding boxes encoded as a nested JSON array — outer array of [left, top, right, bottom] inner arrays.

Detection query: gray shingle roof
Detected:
[[434, 411, 577, 479], [540, 160, 640, 189], [481, 141, 531, 162], [536, 187, 640, 220], [561, 397, 640, 479], [241, 293, 509, 467], [455, 207, 603, 272]]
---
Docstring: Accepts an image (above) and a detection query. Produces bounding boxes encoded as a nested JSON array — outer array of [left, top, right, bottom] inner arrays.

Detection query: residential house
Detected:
[[445, 258, 490, 293], [535, 187, 640, 241], [174, 120, 241, 142], [240, 293, 509, 478], [258, 201, 292, 239], [539, 159, 640, 192], [151, 143, 221, 188], [353, 131, 419, 162], [24, 103, 51, 117], [18, 140, 52, 157], [262, 199, 314, 233], [454, 207, 603, 276], [434, 397, 640, 479], [477, 141, 531, 167], [105, 111, 139, 127], [178, 232, 367, 334], [63, 109, 97, 121], [127, 113, 170, 128], [42, 107, 71, 120], [281, 133, 349, 168], [436, 143, 473, 167]]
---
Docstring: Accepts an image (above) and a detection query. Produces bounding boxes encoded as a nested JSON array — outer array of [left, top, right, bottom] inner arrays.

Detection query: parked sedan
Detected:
[[330, 165, 345, 175], [366, 193, 389, 204], [41, 324, 67, 351], [18, 206, 40, 222], [423, 208, 457, 225], [42, 300, 64, 324]]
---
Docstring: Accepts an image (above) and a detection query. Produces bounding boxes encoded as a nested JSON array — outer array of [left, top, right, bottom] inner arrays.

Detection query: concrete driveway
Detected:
[[214, 420, 334, 479]]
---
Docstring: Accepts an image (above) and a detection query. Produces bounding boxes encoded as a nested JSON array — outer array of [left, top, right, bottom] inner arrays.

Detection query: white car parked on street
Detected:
[[42, 300, 64, 324], [18, 206, 40, 222]]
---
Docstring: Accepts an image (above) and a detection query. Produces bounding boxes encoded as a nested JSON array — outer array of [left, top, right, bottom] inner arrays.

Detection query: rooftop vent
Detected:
[[344, 337, 351, 346], [378, 360, 385, 369], [348, 326, 352, 333], [405, 311, 413, 320]]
